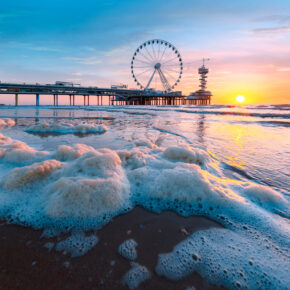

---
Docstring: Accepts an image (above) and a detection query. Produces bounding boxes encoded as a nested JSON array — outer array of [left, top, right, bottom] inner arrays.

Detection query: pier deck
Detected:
[[0, 82, 210, 106]]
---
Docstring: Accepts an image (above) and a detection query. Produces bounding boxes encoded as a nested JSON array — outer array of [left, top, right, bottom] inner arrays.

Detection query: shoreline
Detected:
[[0, 207, 223, 289]]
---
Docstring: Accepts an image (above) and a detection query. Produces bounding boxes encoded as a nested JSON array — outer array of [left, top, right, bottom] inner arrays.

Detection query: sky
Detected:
[[0, 0, 290, 105]]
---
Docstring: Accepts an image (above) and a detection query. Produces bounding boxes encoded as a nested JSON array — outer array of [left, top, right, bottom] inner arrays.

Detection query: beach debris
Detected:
[[118, 239, 138, 261], [122, 262, 151, 290], [180, 228, 189, 235]]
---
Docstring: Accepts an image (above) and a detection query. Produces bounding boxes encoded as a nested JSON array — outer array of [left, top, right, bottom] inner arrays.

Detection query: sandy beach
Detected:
[[0, 207, 223, 289]]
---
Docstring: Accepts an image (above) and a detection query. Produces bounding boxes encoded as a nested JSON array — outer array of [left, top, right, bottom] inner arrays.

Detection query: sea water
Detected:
[[0, 104, 289, 289]]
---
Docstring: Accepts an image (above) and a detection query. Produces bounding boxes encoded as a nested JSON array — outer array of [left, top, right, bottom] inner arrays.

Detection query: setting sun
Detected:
[[236, 95, 245, 103]]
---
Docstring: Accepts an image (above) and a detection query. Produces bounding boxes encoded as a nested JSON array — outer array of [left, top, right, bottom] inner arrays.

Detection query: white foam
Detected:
[[0, 131, 289, 287], [156, 228, 289, 289], [1, 160, 63, 189], [56, 231, 98, 257], [134, 139, 155, 149], [45, 149, 130, 219], [122, 262, 151, 290], [118, 239, 138, 260], [0, 137, 131, 230], [163, 145, 209, 167], [45, 176, 129, 218], [26, 122, 106, 134], [0, 119, 15, 129], [0, 137, 49, 164], [242, 183, 287, 212], [53, 144, 95, 161]]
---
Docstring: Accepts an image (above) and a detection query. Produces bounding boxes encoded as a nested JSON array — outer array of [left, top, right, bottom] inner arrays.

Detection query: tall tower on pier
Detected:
[[187, 58, 212, 105], [199, 58, 209, 91]]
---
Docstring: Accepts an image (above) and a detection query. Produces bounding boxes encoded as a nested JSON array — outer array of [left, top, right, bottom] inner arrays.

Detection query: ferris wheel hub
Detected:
[[154, 63, 161, 69]]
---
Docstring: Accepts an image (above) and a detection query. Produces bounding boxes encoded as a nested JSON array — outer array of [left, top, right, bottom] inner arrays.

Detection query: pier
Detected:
[[0, 82, 195, 106]]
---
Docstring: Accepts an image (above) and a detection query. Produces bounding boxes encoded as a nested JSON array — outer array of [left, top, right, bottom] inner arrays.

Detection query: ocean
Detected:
[[0, 104, 289, 289]]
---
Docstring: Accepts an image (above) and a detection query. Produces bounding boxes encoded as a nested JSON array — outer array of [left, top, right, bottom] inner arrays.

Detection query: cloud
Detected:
[[72, 72, 82, 76], [277, 67, 290, 72], [254, 15, 290, 24], [248, 25, 290, 34], [3, 41, 60, 52], [62, 56, 102, 65]]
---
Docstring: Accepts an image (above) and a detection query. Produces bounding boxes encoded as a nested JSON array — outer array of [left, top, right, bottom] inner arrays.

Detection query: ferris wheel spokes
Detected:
[[131, 39, 183, 92], [145, 69, 157, 90], [157, 68, 171, 91]]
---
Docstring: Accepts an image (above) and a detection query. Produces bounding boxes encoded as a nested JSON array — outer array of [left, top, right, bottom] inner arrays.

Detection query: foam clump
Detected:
[[122, 262, 151, 290], [163, 145, 209, 167], [0, 134, 13, 145], [45, 149, 130, 218], [156, 228, 290, 289], [45, 176, 129, 218], [134, 139, 155, 149], [26, 122, 106, 134], [118, 149, 151, 170], [1, 159, 63, 189], [118, 239, 138, 260], [0, 119, 15, 129], [129, 161, 239, 205], [0, 140, 131, 231], [54, 144, 95, 161], [0, 138, 49, 164], [56, 231, 98, 257], [242, 184, 288, 212]]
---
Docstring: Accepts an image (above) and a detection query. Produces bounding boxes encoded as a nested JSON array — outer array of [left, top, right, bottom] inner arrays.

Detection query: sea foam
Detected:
[[26, 122, 106, 134], [122, 262, 151, 290], [0, 118, 15, 129], [118, 239, 138, 260], [0, 132, 289, 288]]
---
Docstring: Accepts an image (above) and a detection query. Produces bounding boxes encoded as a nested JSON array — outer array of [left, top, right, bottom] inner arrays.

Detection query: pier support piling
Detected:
[[36, 93, 39, 106], [15, 94, 18, 106]]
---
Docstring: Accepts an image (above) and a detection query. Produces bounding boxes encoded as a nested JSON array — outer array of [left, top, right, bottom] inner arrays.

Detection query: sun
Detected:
[[236, 95, 245, 103]]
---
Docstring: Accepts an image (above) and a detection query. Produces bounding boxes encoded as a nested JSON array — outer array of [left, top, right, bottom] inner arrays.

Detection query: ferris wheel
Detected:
[[131, 39, 183, 92]]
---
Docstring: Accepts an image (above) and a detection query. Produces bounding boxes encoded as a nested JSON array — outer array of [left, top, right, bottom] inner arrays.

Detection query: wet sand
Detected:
[[0, 207, 223, 290]]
